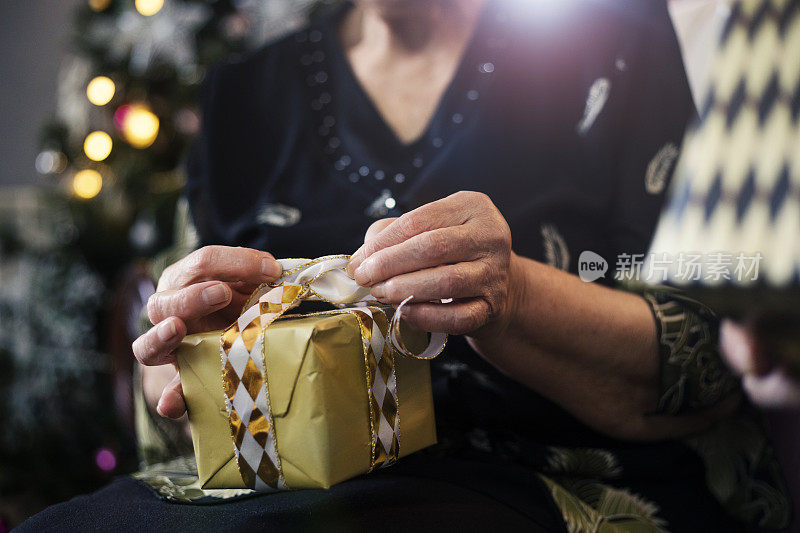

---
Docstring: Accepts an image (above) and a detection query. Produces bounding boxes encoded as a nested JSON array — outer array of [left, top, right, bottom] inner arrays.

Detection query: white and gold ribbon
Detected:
[[220, 255, 447, 491]]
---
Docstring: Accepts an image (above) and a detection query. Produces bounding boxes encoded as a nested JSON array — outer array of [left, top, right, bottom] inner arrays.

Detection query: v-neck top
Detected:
[[184, 1, 733, 526], [322, 0, 499, 187], [188, 0, 693, 270]]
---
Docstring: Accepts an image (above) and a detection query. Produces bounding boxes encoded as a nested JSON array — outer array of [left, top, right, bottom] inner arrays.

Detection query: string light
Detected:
[[88, 0, 111, 12], [73, 169, 103, 199], [83, 131, 113, 161], [135, 0, 164, 16], [123, 104, 160, 148], [86, 76, 115, 106]]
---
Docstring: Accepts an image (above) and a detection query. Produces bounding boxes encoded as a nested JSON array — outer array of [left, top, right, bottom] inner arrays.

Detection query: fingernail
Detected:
[[347, 247, 365, 276], [157, 390, 182, 419], [156, 393, 167, 417], [371, 282, 386, 299], [202, 283, 229, 306], [262, 257, 282, 279], [354, 257, 374, 286], [157, 319, 178, 342]]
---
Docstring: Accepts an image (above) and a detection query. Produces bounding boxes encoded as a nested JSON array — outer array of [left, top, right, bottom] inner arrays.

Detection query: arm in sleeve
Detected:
[[607, 4, 740, 415]]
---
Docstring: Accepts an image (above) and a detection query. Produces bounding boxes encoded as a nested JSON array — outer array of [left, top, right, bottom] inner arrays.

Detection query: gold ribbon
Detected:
[[220, 255, 446, 491]]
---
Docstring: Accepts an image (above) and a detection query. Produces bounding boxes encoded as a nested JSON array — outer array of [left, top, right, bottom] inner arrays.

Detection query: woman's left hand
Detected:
[[347, 191, 517, 335]]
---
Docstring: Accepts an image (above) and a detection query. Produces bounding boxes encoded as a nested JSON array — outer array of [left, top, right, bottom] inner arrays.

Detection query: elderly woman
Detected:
[[20, 0, 790, 530]]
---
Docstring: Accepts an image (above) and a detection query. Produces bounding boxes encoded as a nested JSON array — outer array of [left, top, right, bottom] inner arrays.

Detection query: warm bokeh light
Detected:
[[72, 169, 103, 199], [83, 131, 113, 161], [86, 76, 115, 106], [135, 0, 165, 16], [123, 105, 160, 148], [88, 0, 111, 12]]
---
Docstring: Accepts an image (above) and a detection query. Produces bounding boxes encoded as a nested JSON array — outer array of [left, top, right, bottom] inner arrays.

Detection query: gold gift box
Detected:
[[176, 311, 437, 490]]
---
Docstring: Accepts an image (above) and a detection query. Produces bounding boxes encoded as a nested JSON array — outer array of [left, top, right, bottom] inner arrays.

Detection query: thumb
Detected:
[[348, 218, 397, 277], [157, 370, 186, 419]]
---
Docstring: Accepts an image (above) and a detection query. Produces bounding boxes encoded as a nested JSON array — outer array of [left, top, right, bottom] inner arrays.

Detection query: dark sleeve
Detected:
[[640, 287, 739, 415], [185, 64, 224, 245], [184, 44, 290, 249], [606, 4, 740, 415], [606, 1, 695, 260]]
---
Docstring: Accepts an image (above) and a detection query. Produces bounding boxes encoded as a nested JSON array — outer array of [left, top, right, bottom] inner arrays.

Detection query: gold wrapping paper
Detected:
[[177, 311, 437, 490]]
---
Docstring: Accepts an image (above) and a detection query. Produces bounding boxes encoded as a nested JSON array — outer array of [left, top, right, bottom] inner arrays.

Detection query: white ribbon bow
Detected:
[[245, 255, 447, 360]]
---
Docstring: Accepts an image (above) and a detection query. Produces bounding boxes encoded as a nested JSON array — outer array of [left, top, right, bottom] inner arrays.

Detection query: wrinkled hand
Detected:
[[347, 191, 516, 336], [132, 246, 282, 418], [720, 319, 800, 408]]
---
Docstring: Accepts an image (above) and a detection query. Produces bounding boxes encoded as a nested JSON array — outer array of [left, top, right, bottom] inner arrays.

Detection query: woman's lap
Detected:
[[17, 455, 565, 532]]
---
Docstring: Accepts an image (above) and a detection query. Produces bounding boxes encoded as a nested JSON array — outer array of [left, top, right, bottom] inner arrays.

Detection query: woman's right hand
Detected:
[[132, 246, 283, 418]]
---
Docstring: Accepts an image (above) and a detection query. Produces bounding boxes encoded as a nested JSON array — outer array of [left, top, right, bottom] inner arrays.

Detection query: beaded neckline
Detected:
[[296, 1, 508, 217]]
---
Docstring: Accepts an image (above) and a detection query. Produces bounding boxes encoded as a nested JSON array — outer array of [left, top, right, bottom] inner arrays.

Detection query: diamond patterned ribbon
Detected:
[[220, 255, 446, 490], [649, 0, 800, 286]]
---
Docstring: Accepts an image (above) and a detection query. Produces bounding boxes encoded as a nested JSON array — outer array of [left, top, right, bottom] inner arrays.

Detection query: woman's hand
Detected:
[[346, 191, 740, 440], [132, 246, 283, 418], [720, 319, 800, 408], [347, 191, 517, 335]]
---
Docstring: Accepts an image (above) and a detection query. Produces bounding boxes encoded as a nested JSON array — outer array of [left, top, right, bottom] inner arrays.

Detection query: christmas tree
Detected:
[[0, 0, 316, 524], [39, 0, 315, 270]]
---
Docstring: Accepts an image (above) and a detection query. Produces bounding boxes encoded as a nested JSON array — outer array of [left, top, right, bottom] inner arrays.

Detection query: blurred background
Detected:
[[0, 0, 316, 526]]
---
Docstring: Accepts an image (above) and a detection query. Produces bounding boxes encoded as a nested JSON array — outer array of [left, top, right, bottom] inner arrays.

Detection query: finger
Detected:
[[370, 262, 488, 303], [742, 371, 800, 408], [348, 191, 486, 273], [228, 288, 252, 312], [228, 280, 265, 295], [719, 319, 774, 375], [364, 218, 397, 242], [399, 299, 490, 335], [159, 246, 282, 291], [157, 371, 187, 419], [148, 280, 232, 325], [132, 316, 187, 366], [347, 218, 396, 278], [719, 320, 754, 375], [353, 226, 484, 286]]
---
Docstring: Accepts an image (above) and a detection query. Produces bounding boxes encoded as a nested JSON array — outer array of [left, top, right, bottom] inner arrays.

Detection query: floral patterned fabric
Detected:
[[539, 448, 667, 532], [641, 288, 740, 415]]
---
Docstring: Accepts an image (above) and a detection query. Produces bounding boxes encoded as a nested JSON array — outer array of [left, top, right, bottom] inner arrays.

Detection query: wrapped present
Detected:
[[176, 256, 446, 490]]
